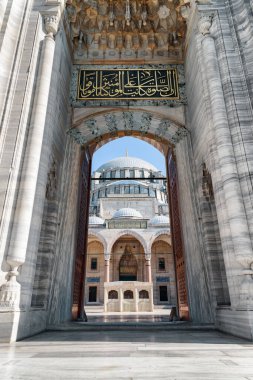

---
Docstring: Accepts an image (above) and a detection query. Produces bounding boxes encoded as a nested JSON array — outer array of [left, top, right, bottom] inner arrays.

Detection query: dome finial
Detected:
[[125, 149, 128, 157]]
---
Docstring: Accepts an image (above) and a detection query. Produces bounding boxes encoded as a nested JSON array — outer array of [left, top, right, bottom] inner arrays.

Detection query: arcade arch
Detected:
[[110, 235, 145, 282], [108, 230, 148, 256]]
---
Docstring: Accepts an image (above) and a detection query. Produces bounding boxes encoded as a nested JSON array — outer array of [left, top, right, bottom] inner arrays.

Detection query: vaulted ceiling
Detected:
[[65, 0, 188, 63]]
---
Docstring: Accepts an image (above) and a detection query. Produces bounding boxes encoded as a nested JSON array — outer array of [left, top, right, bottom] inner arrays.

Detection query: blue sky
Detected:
[[92, 137, 166, 174]]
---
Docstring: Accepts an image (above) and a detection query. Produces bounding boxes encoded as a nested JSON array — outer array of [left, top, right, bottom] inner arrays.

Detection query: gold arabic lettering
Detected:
[[78, 69, 179, 100]]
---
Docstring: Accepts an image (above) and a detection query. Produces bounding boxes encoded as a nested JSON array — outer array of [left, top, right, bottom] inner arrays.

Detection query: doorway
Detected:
[[88, 286, 97, 303], [73, 135, 190, 320], [159, 286, 168, 302]]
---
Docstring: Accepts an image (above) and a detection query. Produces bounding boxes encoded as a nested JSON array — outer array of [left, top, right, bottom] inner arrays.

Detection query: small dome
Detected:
[[96, 156, 158, 173], [89, 215, 105, 226], [113, 208, 143, 219], [149, 215, 170, 226]]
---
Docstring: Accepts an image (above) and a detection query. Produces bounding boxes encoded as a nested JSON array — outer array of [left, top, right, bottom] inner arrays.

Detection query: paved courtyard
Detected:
[[0, 329, 253, 380]]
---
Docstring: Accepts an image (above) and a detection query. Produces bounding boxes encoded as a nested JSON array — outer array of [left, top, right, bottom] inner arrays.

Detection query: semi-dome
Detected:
[[89, 215, 105, 226], [113, 208, 143, 219], [149, 215, 170, 226], [96, 156, 158, 173]]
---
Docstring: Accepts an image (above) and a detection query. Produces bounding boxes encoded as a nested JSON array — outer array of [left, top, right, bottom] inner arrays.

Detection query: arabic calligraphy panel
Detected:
[[77, 69, 179, 100]]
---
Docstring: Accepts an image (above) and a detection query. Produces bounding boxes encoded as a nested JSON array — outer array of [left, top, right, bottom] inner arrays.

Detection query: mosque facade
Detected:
[[86, 155, 177, 309]]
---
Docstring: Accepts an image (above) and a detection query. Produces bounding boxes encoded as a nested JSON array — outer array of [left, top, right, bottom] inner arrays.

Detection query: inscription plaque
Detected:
[[77, 69, 179, 100]]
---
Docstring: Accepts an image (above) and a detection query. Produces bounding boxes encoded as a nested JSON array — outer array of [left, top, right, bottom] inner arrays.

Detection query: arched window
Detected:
[[108, 290, 118, 299], [124, 290, 134, 299], [139, 290, 149, 299]]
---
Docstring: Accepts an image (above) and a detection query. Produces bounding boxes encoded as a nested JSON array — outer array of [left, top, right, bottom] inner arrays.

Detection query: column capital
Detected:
[[104, 252, 110, 261], [44, 14, 59, 36], [198, 14, 213, 36], [145, 253, 151, 261]]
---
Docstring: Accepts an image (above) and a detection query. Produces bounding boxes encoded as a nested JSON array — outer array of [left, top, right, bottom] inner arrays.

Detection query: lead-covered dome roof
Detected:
[[96, 156, 158, 173], [89, 215, 105, 226], [149, 215, 170, 226], [113, 208, 143, 219]]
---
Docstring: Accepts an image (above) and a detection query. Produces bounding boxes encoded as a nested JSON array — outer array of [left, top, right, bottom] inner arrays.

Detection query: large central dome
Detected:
[[96, 156, 158, 173]]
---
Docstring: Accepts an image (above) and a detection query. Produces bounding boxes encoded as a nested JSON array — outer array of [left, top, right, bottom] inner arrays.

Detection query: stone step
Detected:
[[47, 321, 216, 332]]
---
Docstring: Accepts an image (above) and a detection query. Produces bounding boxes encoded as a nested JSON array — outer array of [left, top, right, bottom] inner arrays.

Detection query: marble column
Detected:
[[145, 254, 152, 283], [104, 253, 110, 283], [135, 287, 138, 312], [0, 14, 59, 310], [104, 288, 108, 312], [199, 15, 253, 307], [119, 288, 123, 312]]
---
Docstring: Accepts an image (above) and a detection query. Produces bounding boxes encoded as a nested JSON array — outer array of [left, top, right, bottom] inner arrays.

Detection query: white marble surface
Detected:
[[0, 329, 252, 380]]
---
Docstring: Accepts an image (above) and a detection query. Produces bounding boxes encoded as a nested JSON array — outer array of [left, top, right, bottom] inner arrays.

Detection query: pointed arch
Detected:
[[88, 231, 107, 253], [108, 230, 148, 254]]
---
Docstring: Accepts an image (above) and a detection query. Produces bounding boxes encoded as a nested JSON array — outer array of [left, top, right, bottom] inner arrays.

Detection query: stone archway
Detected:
[[70, 120, 190, 320]]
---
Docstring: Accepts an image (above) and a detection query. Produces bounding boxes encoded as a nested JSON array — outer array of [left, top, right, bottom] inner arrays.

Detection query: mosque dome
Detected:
[[149, 215, 170, 226], [96, 156, 158, 173], [89, 215, 105, 226], [113, 208, 143, 219]]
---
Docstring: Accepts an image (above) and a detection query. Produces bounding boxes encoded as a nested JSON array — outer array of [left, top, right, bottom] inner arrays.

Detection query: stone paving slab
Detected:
[[0, 330, 252, 380]]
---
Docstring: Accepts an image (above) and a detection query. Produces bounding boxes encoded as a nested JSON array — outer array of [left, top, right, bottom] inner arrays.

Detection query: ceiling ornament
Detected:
[[65, 0, 188, 62]]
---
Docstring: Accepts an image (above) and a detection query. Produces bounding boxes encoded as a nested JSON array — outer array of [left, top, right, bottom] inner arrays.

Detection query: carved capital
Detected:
[[0, 266, 21, 311], [44, 14, 59, 36], [198, 14, 213, 36], [145, 253, 152, 261], [104, 252, 110, 261]]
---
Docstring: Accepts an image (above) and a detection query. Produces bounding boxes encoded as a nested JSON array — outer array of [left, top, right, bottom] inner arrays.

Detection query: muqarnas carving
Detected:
[[66, 0, 187, 61]]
